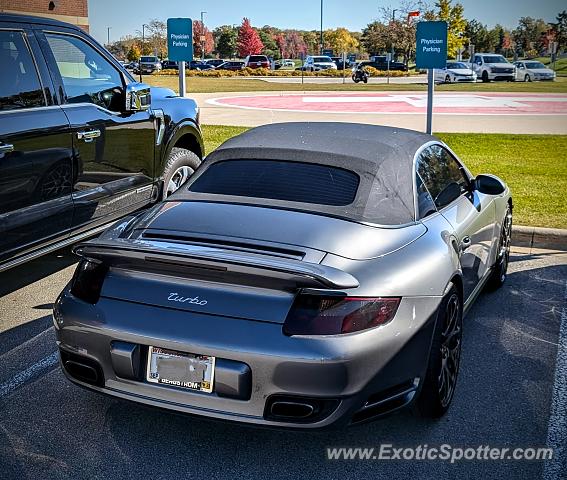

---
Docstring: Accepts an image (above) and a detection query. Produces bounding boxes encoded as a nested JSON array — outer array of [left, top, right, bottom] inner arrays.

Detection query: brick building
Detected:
[[0, 0, 89, 31]]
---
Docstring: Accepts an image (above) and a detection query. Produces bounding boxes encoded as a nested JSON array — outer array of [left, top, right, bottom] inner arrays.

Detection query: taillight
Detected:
[[283, 294, 400, 336], [70, 259, 108, 304]]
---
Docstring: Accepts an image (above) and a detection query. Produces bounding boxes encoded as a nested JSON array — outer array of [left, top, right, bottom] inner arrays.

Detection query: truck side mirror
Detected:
[[125, 82, 151, 112]]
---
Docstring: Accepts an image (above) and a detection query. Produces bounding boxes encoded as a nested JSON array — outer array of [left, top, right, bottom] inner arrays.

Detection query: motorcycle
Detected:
[[352, 67, 369, 84]]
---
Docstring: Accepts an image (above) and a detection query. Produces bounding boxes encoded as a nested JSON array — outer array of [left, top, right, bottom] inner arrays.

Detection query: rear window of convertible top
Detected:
[[188, 160, 360, 206]]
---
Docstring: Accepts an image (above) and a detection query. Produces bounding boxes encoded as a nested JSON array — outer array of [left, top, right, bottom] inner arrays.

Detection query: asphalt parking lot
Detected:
[[0, 246, 566, 479]]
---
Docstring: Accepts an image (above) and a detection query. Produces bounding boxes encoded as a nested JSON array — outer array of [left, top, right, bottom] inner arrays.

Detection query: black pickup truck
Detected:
[[0, 13, 204, 271]]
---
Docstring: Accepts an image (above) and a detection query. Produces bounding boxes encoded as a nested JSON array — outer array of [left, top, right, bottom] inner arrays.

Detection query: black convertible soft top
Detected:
[[174, 122, 437, 226]]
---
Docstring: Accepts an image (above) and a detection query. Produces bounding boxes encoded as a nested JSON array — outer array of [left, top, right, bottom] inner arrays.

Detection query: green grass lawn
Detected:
[[201, 125, 567, 229], [145, 75, 567, 94]]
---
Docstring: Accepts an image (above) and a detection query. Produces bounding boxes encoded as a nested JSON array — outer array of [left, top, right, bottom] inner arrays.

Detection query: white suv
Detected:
[[303, 55, 337, 72], [470, 54, 515, 82]]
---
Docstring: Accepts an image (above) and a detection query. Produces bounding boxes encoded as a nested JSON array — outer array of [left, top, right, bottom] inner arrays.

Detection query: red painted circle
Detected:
[[209, 92, 567, 115]]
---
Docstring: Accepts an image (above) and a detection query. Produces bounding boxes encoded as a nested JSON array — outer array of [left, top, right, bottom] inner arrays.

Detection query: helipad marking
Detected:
[[207, 92, 567, 116]]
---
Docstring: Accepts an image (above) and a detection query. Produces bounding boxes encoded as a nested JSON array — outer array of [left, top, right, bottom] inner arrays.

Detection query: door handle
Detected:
[[77, 129, 101, 143], [152, 108, 165, 146], [460, 236, 472, 251], [0, 142, 14, 154]]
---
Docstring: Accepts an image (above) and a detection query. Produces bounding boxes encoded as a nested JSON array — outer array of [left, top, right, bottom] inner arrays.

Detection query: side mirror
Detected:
[[474, 174, 506, 195], [125, 82, 151, 112]]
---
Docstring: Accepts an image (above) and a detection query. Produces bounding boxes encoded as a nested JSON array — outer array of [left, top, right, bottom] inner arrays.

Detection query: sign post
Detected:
[[415, 21, 447, 134], [167, 18, 193, 98]]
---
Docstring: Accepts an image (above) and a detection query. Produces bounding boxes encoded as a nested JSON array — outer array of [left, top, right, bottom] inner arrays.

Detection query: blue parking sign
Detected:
[[167, 18, 193, 62], [415, 21, 447, 69]]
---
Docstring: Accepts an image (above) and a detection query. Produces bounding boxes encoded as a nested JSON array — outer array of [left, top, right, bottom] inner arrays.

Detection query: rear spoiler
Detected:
[[73, 238, 359, 290]]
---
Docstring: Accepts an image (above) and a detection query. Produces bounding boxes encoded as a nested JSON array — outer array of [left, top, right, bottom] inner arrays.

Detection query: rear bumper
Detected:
[[54, 289, 441, 428]]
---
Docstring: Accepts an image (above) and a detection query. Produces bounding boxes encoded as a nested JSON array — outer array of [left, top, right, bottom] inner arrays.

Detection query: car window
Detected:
[[0, 30, 46, 111], [416, 145, 470, 209], [416, 173, 437, 219], [189, 160, 360, 206], [248, 55, 267, 62], [482, 55, 508, 64], [45, 33, 123, 111]]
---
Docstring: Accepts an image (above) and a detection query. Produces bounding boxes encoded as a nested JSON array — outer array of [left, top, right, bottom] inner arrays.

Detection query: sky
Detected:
[[89, 0, 565, 44]]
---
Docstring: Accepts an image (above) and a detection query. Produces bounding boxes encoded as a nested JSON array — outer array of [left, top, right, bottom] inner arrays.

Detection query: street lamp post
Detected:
[[106, 26, 111, 46], [320, 0, 323, 55], [391, 9, 397, 60], [200, 11, 207, 61], [140, 23, 148, 82]]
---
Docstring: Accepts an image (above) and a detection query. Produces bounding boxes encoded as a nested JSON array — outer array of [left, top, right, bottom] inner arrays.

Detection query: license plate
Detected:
[[146, 346, 215, 393]]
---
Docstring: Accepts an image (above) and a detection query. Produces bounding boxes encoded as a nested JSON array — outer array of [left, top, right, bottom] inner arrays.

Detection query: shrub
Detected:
[[154, 67, 414, 78]]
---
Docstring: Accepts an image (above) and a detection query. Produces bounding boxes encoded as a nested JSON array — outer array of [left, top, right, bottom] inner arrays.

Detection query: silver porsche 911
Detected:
[[53, 122, 512, 428]]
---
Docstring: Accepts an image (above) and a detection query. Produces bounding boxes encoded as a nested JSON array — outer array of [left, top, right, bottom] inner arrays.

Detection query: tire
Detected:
[[353, 77, 360, 83], [162, 147, 201, 199], [445, 74, 451, 83], [363, 76, 368, 84], [525, 74, 531, 82], [414, 284, 462, 418], [482, 71, 490, 83], [486, 206, 513, 291]]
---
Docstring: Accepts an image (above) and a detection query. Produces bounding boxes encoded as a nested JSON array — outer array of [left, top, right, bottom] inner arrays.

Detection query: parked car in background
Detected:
[[189, 60, 214, 71], [363, 57, 408, 72], [216, 60, 245, 71], [331, 56, 353, 70], [513, 60, 556, 82], [161, 60, 178, 70], [0, 13, 204, 271], [434, 62, 477, 83], [279, 59, 295, 67], [303, 55, 337, 71], [137, 56, 162, 74], [205, 59, 225, 68], [470, 54, 515, 82], [244, 54, 270, 69]]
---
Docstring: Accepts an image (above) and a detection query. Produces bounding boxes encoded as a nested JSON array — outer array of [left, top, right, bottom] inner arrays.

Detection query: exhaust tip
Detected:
[[264, 395, 340, 424], [60, 349, 104, 387], [64, 361, 99, 384], [270, 401, 315, 419]]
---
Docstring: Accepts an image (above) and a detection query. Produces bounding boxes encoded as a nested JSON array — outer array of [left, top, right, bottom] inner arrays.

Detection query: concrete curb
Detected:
[[513, 226, 567, 251]]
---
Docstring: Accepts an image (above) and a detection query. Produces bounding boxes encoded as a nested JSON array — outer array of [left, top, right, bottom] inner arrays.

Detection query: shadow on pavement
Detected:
[[0, 247, 77, 298]]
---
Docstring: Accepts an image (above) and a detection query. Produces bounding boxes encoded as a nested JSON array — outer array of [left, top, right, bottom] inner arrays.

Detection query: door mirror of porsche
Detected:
[[125, 82, 151, 112], [474, 174, 506, 195]]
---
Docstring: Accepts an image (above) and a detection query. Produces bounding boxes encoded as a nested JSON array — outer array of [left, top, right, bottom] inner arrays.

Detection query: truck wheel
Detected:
[[162, 147, 201, 199], [482, 71, 490, 83]]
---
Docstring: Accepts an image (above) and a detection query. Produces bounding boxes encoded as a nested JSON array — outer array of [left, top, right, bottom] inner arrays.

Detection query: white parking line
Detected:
[[0, 351, 58, 398], [543, 278, 567, 480]]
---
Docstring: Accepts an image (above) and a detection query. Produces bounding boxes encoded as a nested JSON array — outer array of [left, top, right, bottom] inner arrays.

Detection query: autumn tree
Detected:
[[281, 30, 307, 58], [361, 21, 389, 55], [426, 0, 467, 58], [324, 28, 359, 54], [465, 20, 499, 53], [237, 18, 264, 57], [258, 26, 280, 58], [193, 20, 214, 58], [126, 44, 141, 61], [301, 30, 320, 54], [512, 17, 550, 56], [137, 19, 167, 57], [214, 25, 237, 58]]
